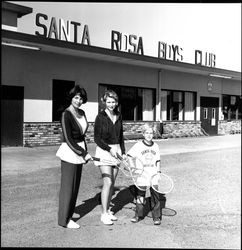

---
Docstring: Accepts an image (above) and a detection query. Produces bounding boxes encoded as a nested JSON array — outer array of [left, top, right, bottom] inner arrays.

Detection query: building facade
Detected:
[[1, 2, 241, 146]]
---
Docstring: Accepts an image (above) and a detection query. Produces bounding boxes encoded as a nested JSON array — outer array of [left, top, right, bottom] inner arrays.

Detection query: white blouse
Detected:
[[56, 113, 88, 164]]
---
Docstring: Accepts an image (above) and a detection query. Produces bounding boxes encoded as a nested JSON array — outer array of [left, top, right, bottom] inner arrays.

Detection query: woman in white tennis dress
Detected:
[[94, 90, 126, 225]]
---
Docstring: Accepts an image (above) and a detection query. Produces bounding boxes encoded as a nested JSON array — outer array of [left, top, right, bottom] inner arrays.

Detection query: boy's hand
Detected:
[[122, 154, 128, 160]]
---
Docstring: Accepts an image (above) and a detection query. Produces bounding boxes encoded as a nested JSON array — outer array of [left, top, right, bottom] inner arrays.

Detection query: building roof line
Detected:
[[2, 2, 33, 18], [2, 29, 241, 81]]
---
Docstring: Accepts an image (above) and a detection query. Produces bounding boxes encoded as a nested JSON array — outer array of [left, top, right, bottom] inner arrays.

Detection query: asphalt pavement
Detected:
[[1, 134, 240, 176], [1, 134, 241, 248]]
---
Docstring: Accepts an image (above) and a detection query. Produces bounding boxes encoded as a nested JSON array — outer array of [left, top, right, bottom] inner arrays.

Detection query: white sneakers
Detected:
[[66, 211, 118, 227], [108, 209, 118, 221], [66, 219, 80, 229], [101, 213, 113, 225], [101, 210, 118, 225]]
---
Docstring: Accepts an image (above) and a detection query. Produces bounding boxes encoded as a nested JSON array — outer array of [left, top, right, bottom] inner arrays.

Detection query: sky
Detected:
[[9, 1, 241, 72]]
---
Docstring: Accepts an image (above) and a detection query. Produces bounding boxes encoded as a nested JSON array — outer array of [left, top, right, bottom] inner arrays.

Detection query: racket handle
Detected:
[[91, 156, 117, 165], [116, 153, 123, 161], [92, 156, 100, 162]]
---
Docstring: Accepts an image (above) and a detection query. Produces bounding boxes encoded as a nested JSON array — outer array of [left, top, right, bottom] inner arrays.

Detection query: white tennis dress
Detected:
[[56, 116, 87, 164], [94, 144, 122, 166]]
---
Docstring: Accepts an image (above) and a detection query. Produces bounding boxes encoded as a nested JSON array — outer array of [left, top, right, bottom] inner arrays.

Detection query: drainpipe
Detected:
[[157, 70, 163, 137]]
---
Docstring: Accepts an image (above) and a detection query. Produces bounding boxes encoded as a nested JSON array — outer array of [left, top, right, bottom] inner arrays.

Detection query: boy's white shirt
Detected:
[[127, 140, 161, 186]]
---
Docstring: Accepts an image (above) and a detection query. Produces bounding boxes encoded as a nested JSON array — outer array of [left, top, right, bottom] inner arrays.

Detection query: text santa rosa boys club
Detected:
[[35, 13, 216, 67]]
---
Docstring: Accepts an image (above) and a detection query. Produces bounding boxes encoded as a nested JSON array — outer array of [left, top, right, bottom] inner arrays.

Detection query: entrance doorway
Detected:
[[1, 85, 24, 146], [52, 80, 75, 121], [200, 97, 219, 135]]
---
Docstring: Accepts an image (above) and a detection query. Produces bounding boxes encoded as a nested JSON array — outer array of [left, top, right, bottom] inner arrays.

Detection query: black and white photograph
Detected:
[[1, 1, 241, 248]]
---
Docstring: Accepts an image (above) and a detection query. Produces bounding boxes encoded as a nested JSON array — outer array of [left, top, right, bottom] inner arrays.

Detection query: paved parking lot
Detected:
[[1, 134, 241, 248]]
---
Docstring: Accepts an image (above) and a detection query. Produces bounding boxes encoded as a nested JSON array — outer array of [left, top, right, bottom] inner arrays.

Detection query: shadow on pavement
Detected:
[[111, 186, 136, 214], [73, 185, 177, 221], [111, 185, 177, 218], [74, 192, 101, 220]]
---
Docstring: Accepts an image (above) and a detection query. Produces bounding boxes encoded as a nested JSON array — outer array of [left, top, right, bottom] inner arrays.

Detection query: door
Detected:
[[200, 97, 219, 135], [52, 80, 75, 121], [1, 85, 24, 146]]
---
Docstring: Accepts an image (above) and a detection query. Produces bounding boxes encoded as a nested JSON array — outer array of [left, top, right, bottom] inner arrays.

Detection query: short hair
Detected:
[[68, 85, 88, 104], [142, 123, 156, 134], [101, 90, 119, 103]]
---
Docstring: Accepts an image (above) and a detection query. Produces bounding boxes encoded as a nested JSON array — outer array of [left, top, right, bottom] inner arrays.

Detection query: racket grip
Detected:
[[92, 157, 100, 162], [116, 153, 123, 161]]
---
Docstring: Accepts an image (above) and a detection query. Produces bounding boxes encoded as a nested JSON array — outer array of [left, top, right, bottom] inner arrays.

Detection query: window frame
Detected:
[[222, 94, 241, 120], [99, 83, 156, 121], [161, 89, 197, 121]]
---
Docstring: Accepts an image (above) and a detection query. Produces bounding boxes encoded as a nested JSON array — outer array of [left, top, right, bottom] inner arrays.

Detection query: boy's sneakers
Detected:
[[101, 213, 113, 225], [153, 218, 161, 225], [130, 216, 142, 223]]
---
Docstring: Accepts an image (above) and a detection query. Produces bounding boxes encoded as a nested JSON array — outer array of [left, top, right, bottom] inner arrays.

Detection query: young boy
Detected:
[[127, 123, 166, 225]]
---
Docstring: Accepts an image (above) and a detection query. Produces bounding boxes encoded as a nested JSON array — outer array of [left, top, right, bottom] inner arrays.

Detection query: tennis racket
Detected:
[[91, 156, 118, 165], [150, 172, 174, 194], [91, 154, 144, 178], [116, 153, 144, 178], [116, 153, 149, 191]]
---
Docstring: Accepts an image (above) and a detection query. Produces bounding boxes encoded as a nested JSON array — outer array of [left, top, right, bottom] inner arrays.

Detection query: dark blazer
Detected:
[[94, 110, 125, 154], [61, 109, 88, 157]]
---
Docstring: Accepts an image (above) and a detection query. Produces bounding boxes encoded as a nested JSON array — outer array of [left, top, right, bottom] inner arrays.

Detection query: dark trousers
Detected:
[[134, 187, 166, 220], [58, 161, 83, 227], [150, 188, 161, 219]]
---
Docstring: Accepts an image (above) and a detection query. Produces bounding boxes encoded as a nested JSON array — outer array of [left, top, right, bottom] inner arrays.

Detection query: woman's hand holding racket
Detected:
[[116, 153, 144, 178], [84, 153, 93, 163], [91, 156, 120, 166], [89, 153, 133, 174], [90, 153, 143, 178], [91, 153, 173, 194]]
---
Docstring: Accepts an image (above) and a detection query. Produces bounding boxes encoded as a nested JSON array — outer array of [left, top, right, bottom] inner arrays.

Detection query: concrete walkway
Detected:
[[1, 134, 241, 175]]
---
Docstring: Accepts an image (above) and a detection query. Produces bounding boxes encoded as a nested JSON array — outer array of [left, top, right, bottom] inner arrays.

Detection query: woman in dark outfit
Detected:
[[94, 90, 126, 225], [56, 85, 92, 229]]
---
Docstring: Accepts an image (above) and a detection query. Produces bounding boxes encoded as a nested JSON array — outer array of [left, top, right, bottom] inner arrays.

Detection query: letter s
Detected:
[[128, 34, 137, 53], [35, 13, 48, 37]]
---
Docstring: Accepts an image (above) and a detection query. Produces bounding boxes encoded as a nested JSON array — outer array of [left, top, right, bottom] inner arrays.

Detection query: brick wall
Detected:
[[23, 120, 240, 147], [162, 121, 204, 138], [24, 122, 62, 147], [218, 120, 241, 135], [23, 120, 209, 147], [23, 121, 161, 146]]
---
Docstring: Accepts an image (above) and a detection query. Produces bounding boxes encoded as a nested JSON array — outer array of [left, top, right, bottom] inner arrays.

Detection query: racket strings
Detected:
[[115, 154, 174, 194], [151, 174, 174, 194], [117, 156, 144, 178], [118, 161, 133, 177]]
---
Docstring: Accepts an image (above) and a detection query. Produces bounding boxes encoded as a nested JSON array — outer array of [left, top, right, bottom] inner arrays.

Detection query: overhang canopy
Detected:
[[2, 2, 33, 18], [2, 29, 241, 81]]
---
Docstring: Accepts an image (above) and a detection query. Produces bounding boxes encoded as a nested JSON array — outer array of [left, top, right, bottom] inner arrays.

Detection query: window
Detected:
[[222, 95, 241, 120], [184, 92, 196, 120], [172, 91, 183, 120], [99, 84, 155, 121], [212, 108, 216, 119], [52, 80, 75, 121], [161, 90, 196, 121], [204, 108, 208, 119]]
